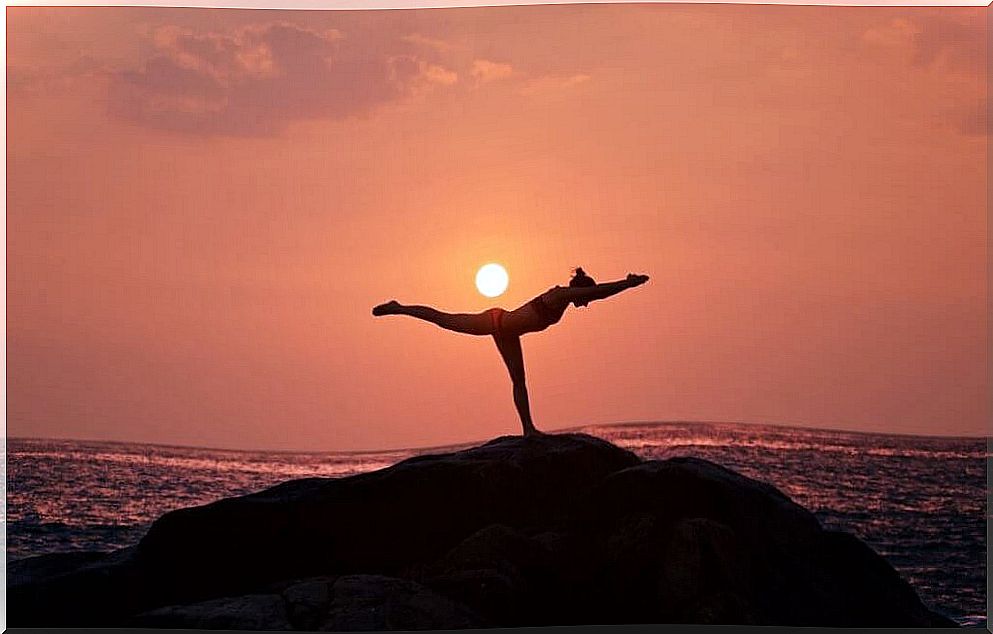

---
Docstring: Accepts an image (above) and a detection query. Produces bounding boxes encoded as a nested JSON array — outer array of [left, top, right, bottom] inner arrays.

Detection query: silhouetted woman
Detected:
[[372, 268, 650, 436]]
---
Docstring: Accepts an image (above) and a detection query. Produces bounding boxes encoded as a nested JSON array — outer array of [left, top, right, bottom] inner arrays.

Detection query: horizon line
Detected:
[[6, 418, 990, 456]]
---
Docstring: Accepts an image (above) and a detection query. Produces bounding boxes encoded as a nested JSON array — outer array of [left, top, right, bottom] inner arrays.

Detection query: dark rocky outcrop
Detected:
[[7, 432, 956, 628]]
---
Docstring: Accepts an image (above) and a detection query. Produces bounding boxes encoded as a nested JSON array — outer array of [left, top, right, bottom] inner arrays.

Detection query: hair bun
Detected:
[[569, 267, 596, 288]]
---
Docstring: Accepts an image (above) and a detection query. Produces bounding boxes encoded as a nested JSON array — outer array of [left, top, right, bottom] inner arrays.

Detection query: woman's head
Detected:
[[569, 267, 596, 307]]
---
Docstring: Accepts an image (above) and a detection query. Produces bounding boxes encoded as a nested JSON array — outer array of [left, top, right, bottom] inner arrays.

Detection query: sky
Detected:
[[7, 4, 988, 451]]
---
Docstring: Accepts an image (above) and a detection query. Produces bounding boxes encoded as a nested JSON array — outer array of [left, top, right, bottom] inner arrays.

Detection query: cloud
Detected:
[[108, 22, 453, 136], [862, 12, 984, 77], [421, 63, 459, 86], [518, 73, 591, 96], [861, 13, 985, 137], [909, 14, 984, 77], [861, 17, 920, 53], [951, 96, 987, 138], [913, 14, 985, 137], [17, 19, 589, 136], [401, 33, 457, 54], [470, 59, 514, 85]]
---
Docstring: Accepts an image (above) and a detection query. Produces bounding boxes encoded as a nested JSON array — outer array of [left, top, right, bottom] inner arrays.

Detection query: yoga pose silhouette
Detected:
[[372, 268, 650, 436]]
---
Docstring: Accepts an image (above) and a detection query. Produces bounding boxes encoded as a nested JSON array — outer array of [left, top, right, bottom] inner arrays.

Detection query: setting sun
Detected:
[[476, 263, 509, 298]]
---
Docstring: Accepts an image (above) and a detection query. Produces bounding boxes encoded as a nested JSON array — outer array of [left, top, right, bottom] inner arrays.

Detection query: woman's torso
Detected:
[[505, 286, 566, 333]]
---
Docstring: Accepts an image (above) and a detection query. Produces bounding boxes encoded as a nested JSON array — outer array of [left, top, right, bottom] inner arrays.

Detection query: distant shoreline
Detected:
[[7, 418, 990, 456]]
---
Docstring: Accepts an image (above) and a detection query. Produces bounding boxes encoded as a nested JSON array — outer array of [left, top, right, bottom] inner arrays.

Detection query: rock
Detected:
[[596, 512, 667, 621], [655, 518, 755, 624], [420, 568, 519, 625], [814, 530, 958, 627], [283, 577, 335, 630], [7, 550, 145, 626], [132, 432, 640, 604], [582, 457, 953, 627], [134, 594, 293, 630], [432, 524, 553, 578], [585, 457, 823, 551], [8, 550, 112, 587], [417, 524, 553, 625], [322, 575, 484, 631], [7, 432, 955, 628]]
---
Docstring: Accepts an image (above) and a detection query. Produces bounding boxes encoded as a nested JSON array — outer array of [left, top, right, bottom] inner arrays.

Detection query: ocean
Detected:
[[5, 421, 987, 627]]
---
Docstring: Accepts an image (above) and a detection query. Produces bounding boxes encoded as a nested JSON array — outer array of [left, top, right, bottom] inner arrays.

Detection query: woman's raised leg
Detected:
[[493, 334, 540, 436], [373, 300, 493, 336]]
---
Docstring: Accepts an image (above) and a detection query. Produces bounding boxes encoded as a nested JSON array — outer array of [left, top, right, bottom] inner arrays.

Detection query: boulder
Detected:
[[322, 575, 484, 631], [282, 577, 335, 630], [7, 432, 956, 628], [416, 524, 553, 625], [134, 594, 293, 630]]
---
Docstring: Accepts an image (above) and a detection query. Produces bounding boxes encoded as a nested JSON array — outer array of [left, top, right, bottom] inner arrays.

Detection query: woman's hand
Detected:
[[626, 273, 650, 287]]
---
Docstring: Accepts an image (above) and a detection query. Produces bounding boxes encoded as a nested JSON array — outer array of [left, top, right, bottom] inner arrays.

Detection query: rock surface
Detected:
[[7, 432, 956, 628]]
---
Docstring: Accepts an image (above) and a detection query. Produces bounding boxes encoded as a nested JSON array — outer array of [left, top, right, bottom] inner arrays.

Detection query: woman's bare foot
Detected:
[[372, 300, 402, 316]]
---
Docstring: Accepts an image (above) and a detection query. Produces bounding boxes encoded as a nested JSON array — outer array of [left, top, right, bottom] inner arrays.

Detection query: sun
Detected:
[[475, 263, 509, 298]]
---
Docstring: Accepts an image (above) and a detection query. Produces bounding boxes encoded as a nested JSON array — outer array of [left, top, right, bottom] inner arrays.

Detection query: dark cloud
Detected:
[[910, 13, 985, 77], [862, 13, 986, 138], [108, 23, 445, 136], [913, 14, 987, 138], [952, 96, 988, 138]]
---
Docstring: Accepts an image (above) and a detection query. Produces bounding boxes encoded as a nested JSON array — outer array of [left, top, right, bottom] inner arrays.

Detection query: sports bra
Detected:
[[529, 294, 565, 327]]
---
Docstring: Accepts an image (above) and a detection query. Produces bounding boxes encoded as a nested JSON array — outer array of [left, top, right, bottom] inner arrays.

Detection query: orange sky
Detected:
[[7, 4, 988, 451]]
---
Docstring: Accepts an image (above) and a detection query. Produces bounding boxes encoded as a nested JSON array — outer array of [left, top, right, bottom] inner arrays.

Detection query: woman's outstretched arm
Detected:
[[553, 273, 649, 307]]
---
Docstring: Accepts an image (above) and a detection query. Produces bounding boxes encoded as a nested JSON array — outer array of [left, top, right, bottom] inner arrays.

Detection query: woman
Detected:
[[372, 268, 650, 436]]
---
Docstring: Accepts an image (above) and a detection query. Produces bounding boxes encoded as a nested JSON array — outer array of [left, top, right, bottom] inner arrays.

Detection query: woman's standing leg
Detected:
[[493, 334, 540, 436]]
